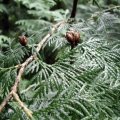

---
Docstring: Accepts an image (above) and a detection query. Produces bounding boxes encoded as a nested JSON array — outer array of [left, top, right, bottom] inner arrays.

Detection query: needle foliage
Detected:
[[0, 0, 120, 119]]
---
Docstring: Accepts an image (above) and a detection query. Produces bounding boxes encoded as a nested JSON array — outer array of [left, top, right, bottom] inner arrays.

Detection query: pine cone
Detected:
[[18, 35, 28, 46], [65, 31, 80, 48]]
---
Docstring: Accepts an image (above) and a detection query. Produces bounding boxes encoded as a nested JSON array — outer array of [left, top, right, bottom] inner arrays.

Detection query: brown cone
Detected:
[[65, 31, 80, 48], [18, 35, 28, 46]]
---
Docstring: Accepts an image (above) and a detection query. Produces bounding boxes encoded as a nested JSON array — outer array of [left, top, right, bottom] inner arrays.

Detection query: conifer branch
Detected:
[[0, 21, 65, 114]]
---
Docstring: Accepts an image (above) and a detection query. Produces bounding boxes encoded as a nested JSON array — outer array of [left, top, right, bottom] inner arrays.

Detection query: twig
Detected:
[[88, 5, 120, 21], [70, 0, 79, 18], [0, 91, 13, 112], [12, 92, 33, 119], [0, 64, 21, 70], [103, 5, 120, 12], [21, 83, 38, 94], [0, 21, 65, 116]]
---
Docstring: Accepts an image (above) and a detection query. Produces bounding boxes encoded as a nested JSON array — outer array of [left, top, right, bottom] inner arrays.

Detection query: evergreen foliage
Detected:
[[0, 0, 120, 119]]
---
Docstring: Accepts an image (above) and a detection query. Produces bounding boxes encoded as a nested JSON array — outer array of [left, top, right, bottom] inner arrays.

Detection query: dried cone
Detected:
[[65, 31, 80, 49], [18, 35, 28, 46]]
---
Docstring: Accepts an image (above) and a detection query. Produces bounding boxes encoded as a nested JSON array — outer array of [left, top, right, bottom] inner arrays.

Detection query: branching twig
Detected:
[[12, 92, 33, 119], [0, 21, 65, 117]]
